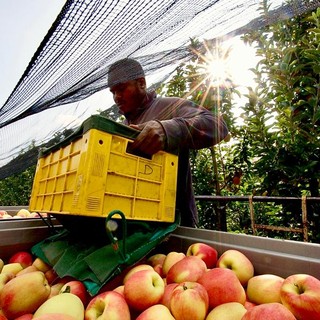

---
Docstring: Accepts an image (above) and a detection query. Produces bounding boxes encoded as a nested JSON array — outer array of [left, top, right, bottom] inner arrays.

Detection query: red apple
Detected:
[[170, 281, 209, 320], [123, 264, 154, 284], [186, 242, 218, 269], [124, 269, 165, 312], [8, 251, 33, 269], [45, 268, 59, 285], [60, 280, 89, 307], [197, 267, 246, 309], [242, 302, 296, 319], [153, 263, 164, 277], [166, 255, 207, 284], [246, 274, 284, 304], [14, 314, 33, 320], [85, 291, 130, 320], [280, 273, 320, 320], [216, 249, 254, 286], [159, 283, 179, 309]]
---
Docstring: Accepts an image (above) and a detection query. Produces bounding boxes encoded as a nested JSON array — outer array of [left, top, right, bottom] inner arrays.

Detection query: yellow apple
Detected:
[[136, 304, 175, 320], [0, 272, 15, 292], [85, 290, 130, 320], [242, 302, 296, 319], [16, 265, 39, 276], [162, 251, 186, 277], [16, 209, 30, 217], [124, 269, 165, 312], [32, 257, 52, 273], [170, 281, 209, 320], [33, 292, 84, 320], [1, 263, 23, 275], [0, 259, 4, 273], [166, 255, 207, 284], [49, 282, 66, 299], [198, 267, 246, 309], [0, 271, 51, 318], [280, 273, 320, 320], [33, 314, 77, 320], [206, 302, 247, 320], [147, 253, 166, 268], [246, 274, 284, 304], [216, 249, 254, 286]]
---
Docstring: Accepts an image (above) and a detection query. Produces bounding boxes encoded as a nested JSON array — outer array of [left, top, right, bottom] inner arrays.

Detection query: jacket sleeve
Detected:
[[159, 99, 229, 152]]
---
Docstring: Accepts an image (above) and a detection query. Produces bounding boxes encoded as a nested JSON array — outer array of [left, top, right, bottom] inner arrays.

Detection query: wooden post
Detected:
[[249, 195, 256, 235], [301, 195, 308, 242]]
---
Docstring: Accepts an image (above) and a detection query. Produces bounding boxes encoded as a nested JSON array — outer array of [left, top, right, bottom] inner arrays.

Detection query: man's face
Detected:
[[109, 79, 146, 117]]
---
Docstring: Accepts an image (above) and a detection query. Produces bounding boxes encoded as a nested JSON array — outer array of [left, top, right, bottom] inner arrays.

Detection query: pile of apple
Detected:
[[1, 242, 320, 320], [0, 209, 47, 219]]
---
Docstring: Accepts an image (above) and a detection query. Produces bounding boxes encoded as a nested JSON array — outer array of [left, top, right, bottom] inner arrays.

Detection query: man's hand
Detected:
[[129, 120, 166, 155]]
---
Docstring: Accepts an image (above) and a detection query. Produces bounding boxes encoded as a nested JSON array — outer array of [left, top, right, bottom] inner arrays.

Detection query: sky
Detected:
[[0, 0, 66, 106]]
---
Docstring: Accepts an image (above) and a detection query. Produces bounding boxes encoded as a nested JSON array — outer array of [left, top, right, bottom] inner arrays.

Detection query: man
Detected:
[[108, 58, 228, 227]]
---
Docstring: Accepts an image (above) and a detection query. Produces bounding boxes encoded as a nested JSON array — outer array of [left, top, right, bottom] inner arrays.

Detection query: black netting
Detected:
[[0, 0, 319, 177]]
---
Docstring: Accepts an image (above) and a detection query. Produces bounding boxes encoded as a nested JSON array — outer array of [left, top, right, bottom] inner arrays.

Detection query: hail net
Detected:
[[0, 0, 319, 178]]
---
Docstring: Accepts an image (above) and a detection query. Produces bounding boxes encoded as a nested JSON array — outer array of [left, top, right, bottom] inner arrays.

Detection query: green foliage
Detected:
[[0, 165, 36, 206]]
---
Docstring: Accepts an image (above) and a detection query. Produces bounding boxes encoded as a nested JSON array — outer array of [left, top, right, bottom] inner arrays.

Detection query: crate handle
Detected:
[[105, 210, 129, 263]]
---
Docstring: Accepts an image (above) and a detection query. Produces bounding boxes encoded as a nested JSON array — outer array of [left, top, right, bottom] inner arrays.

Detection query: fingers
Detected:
[[130, 121, 166, 155]]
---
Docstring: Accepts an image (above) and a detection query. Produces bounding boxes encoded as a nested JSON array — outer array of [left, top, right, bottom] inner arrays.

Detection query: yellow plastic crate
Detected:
[[29, 116, 178, 222]]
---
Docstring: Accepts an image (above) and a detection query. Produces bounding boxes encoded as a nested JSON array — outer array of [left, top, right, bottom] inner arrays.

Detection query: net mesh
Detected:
[[0, 0, 319, 178]]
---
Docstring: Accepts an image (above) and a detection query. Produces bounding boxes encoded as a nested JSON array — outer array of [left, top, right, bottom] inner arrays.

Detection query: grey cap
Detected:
[[108, 58, 145, 87]]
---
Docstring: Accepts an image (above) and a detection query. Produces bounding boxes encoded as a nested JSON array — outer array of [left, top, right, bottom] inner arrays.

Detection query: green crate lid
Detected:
[[39, 115, 139, 157]]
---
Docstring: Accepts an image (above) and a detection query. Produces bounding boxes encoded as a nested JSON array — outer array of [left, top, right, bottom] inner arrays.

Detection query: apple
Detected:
[[16, 265, 39, 276], [162, 251, 186, 277], [216, 249, 254, 286], [14, 314, 34, 320], [49, 282, 66, 299], [166, 255, 207, 284], [186, 242, 218, 269], [170, 281, 209, 320], [246, 274, 284, 304], [160, 283, 179, 309], [0, 259, 3, 273], [197, 267, 246, 309], [8, 251, 33, 269], [1, 263, 23, 275], [0, 271, 51, 318], [0, 213, 12, 219], [280, 273, 320, 320], [0, 316, 7, 320], [45, 268, 59, 284], [124, 269, 165, 312], [16, 209, 31, 217], [85, 290, 130, 320], [136, 304, 175, 320], [241, 302, 296, 319], [113, 284, 125, 296], [34, 292, 84, 320], [33, 314, 77, 320], [123, 264, 154, 284], [60, 280, 89, 307], [147, 253, 166, 267], [244, 300, 256, 311], [0, 272, 15, 292], [206, 302, 247, 320], [153, 263, 164, 277], [32, 257, 52, 273]]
